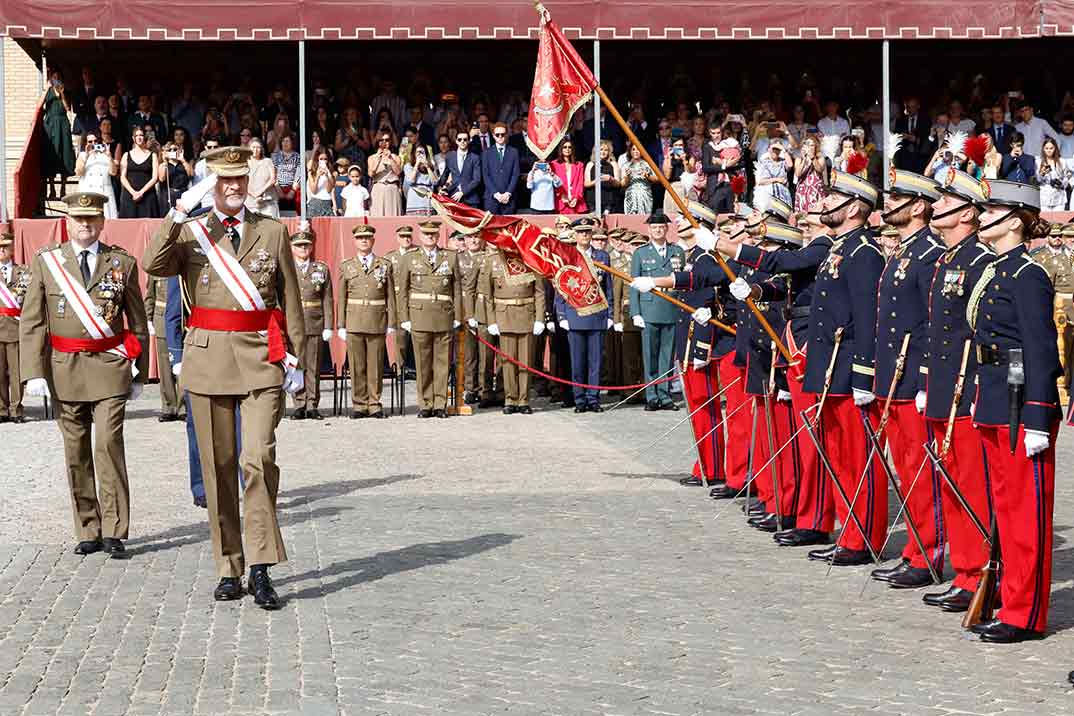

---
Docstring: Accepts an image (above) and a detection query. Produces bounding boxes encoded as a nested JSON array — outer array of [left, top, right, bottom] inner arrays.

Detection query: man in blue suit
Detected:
[[1001, 133, 1036, 183], [481, 122, 520, 215], [436, 129, 483, 207], [555, 217, 614, 412]]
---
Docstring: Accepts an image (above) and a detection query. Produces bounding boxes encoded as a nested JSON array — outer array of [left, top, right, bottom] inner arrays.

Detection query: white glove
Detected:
[[282, 365, 304, 394], [172, 362, 182, 376], [400, 321, 412, 333], [533, 321, 545, 336], [147, 323, 156, 337], [25, 378, 49, 398], [337, 328, 347, 340], [546, 321, 556, 333], [1025, 429, 1050, 458], [613, 322, 623, 333], [468, 317, 478, 328], [386, 327, 395, 335], [321, 329, 333, 342], [730, 278, 753, 301], [691, 307, 712, 325], [176, 173, 217, 216], [915, 390, 927, 414], [691, 358, 707, 369], [453, 320, 461, 329], [559, 319, 569, 331], [853, 388, 875, 407], [488, 323, 500, 336], [631, 277, 656, 293], [632, 315, 645, 329], [606, 318, 614, 329], [694, 226, 717, 252], [127, 382, 143, 401], [777, 389, 792, 402]]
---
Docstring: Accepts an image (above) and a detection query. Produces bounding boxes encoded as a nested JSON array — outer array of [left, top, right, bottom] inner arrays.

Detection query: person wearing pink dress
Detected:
[[552, 140, 588, 215]]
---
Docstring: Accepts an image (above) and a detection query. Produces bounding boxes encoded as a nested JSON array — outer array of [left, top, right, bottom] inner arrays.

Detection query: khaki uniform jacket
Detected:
[[19, 242, 149, 402], [337, 254, 397, 334], [143, 276, 169, 337], [1031, 246, 1074, 294], [396, 248, 464, 332], [0, 263, 30, 343], [478, 252, 545, 333], [296, 260, 334, 335], [459, 249, 487, 323], [612, 251, 638, 332], [383, 247, 415, 325], [141, 212, 307, 396]]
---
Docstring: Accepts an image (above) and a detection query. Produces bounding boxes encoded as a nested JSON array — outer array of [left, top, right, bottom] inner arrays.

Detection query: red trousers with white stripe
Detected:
[[682, 363, 724, 482], [978, 423, 1056, 633], [719, 354, 751, 489], [927, 417, 991, 592], [884, 402, 944, 570], [788, 358, 831, 532], [824, 397, 887, 553], [750, 395, 801, 517]]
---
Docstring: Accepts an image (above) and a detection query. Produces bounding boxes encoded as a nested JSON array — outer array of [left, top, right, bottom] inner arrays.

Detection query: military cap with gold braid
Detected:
[[1062, 224, 1074, 239], [685, 200, 717, 229], [418, 219, 441, 234], [571, 216, 599, 231], [939, 167, 987, 204], [887, 169, 942, 202], [757, 220, 804, 248], [394, 225, 412, 237], [0, 230, 13, 247], [764, 196, 793, 223], [62, 192, 109, 217], [290, 229, 315, 246], [829, 168, 879, 208], [353, 224, 376, 239], [977, 178, 1041, 212], [204, 146, 252, 177]]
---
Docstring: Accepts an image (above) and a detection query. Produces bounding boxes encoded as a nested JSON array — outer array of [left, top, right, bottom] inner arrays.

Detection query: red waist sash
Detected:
[[187, 306, 287, 363], [0, 307, 20, 317], [50, 330, 141, 359]]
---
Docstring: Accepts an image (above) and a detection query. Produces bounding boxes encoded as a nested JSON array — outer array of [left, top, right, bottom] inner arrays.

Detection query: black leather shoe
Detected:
[[503, 405, 517, 415], [749, 514, 793, 533], [0, 415, 8, 423], [1069, 670, 1074, 686], [370, 411, 388, 419], [969, 618, 1000, 635], [680, 476, 705, 487], [214, 577, 244, 601], [659, 401, 679, 411], [588, 404, 604, 413], [434, 409, 449, 418], [308, 409, 323, 420], [351, 411, 366, 419], [775, 529, 830, 547], [888, 566, 936, 589], [807, 544, 839, 562], [936, 589, 975, 612], [871, 559, 910, 583], [417, 409, 433, 418], [978, 621, 1044, 644], [517, 405, 533, 415], [709, 484, 741, 499], [478, 398, 496, 409], [464, 391, 479, 405], [11, 416, 26, 424], [574, 405, 588, 414], [193, 495, 207, 509], [922, 585, 964, 607], [74, 539, 102, 555], [829, 547, 873, 566], [645, 401, 660, 412], [248, 566, 281, 610], [291, 408, 307, 421], [102, 538, 126, 557]]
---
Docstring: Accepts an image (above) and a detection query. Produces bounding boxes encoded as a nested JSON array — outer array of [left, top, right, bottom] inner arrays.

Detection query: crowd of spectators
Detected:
[[38, 64, 1074, 220]]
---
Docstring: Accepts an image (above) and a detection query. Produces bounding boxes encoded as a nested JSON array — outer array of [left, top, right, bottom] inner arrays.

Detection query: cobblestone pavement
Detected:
[[2, 383, 1074, 715]]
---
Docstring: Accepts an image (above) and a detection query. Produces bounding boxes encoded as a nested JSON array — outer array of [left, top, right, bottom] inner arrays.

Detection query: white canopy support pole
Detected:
[[298, 40, 307, 222], [593, 39, 601, 216], [882, 40, 892, 191], [0, 40, 9, 223]]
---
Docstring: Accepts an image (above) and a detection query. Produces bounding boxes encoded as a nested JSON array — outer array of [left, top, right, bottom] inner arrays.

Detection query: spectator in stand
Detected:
[[370, 79, 407, 132], [436, 105, 465, 144], [259, 85, 296, 134], [970, 135, 1003, 180], [438, 129, 483, 208], [306, 150, 337, 217], [265, 113, 292, 153], [661, 136, 693, 217], [686, 116, 707, 161], [192, 138, 218, 203], [433, 133, 452, 175], [306, 129, 330, 164], [245, 138, 278, 217], [237, 127, 254, 147], [70, 66, 98, 118], [622, 143, 656, 215], [42, 71, 75, 200], [334, 157, 351, 206], [119, 127, 161, 218], [272, 134, 302, 211], [1015, 100, 1059, 165], [552, 140, 587, 215], [581, 105, 625, 158], [75, 132, 118, 219], [785, 105, 816, 154], [586, 139, 622, 215], [335, 106, 371, 166], [311, 106, 335, 146], [1056, 115, 1074, 158], [947, 100, 976, 134], [340, 166, 370, 217], [1037, 137, 1071, 211], [201, 109, 229, 147], [372, 109, 399, 147], [987, 105, 1015, 156], [482, 122, 520, 215], [171, 126, 193, 161], [106, 94, 128, 141], [834, 135, 864, 174], [817, 100, 850, 138], [113, 76, 135, 115], [470, 113, 493, 154], [157, 141, 192, 211], [367, 130, 403, 217], [409, 106, 437, 149], [753, 137, 793, 213], [73, 96, 109, 138], [1000, 132, 1036, 183], [794, 134, 828, 212], [171, 81, 205, 141], [649, 120, 674, 168], [404, 143, 440, 216], [701, 122, 741, 213], [131, 94, 167, 143], [526, 158, 561, 214]]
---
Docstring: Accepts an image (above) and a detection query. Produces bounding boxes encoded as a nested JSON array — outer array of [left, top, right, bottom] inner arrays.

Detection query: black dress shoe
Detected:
[[749, 514, 794, 533], [291, 408, 307, 421], [478, 398, 496, 409], [922, 585, 964, 607], [435, 409, 449, 418], [0, 415, 8, 423], [74, 539, 103, 555], [969, 618, 1000, 635], [417, 409, 433, 418], [574, 405, 588, 413], [193, 495, 208, 509], [645, 401, 660, 411], [102, 538, 126, 557], [351, 411, 367, 419], [464, 391, 479, 405], [1069, 670, 1074, 686], [659, 401, 679, 411], [978, 621, 1044, 644], [248, 566, 281, 610], [11, 416, 26, 424], [888, 566, 936, 589], [214, 577, 244, 601], [158, 414, 173, 423], [588, 404, 604, 413], [936, 589, 975, 612], [776, 529, 830, 547], [308, 409, 323, 420], [503, 405, 517, 415], [709, 484, 740, 499], [517, 405, 533, 415], [561, 400, 576, 409], [370, 410, 388, 419], [807, 544, 840, 562], [680, 475, 705, 486], [829, 547, 873, 566], [871, 559, 911, 583]]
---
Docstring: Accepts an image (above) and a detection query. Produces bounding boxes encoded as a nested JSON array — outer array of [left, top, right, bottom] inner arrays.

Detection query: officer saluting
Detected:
[[1030, 223, 1074, 402], [0, 230, 30, 423], [142, 148, 307, 609], [289, 228, 334, 421], [337, 224, 396, 419], [20, 192, 149, 556]]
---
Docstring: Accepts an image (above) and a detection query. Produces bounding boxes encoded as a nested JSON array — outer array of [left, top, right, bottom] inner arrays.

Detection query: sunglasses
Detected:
[[493, 132, 506, 137], [456, 137, 469, 142]]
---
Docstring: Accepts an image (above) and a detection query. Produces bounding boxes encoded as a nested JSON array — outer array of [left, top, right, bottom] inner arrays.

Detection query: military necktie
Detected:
[[222, 216, 240, 253], [79, 250, 91, 285]]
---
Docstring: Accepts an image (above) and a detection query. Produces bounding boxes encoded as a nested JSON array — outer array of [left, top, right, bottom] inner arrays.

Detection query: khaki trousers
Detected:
[[154, 336, 180, 416], [56, 396, 130, 540], [0, 341, 22, 417], [295, 335, 323, 410], [188, 388, 287, 578], [347, 332, 386, 414], [411, 329, 451, 410], [500, 331, 533, 406], [621, 330, 645, 388], [464, 328, 496, 398]]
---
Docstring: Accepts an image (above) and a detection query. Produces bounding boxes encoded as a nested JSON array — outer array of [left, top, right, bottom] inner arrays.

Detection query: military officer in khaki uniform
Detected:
[[383, 225, 416, 372], [20, 192, 149, 556], [478, 249, 545, 413], [336, 224, 396, 418], [142, 147, 307, 609], [1031, 223, 1074, 400], [460, 232, 497, 406], [290, 229, 334, 420], [0, 231, 30, 423], [397, 220, 464, 418], [144, 275, 183, 421]]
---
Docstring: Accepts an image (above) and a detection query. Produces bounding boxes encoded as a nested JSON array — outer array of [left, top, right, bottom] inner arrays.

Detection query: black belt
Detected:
[[977, 345, 1009, 366], [786, 306, 811, 319]]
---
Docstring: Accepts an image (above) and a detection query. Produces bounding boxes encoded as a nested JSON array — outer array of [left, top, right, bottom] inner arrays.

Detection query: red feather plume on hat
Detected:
[[844, 151, 868, 176], [730, 174, 747, 196], [964, 135, 990, 168]]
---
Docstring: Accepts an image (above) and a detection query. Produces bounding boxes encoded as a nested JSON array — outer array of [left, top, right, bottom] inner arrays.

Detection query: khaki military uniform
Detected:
[[383, 246, 415, 369], [461, 248, 496, 400], [0, 262, 30, 418], [612, 251, 645, 394], [294, 259, 334, 411], [478, 252, 545, 406], [144, 276, 182, 417], [20, 242, 149, 541], [397, 248, 464, 411], [338, 253, 396, 414], [1032, 245, 1074, 399], [142, 211, 306, 578]]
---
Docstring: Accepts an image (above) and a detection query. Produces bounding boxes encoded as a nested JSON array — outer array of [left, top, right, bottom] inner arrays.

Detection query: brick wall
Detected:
[[2, 37, 43, 222]]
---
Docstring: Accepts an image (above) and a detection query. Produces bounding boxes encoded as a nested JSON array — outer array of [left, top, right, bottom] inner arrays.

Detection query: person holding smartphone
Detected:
[[156, 142, 193, 211], [526, 158, 561, 214], [75, 132, 119, 219], [305, 150, 338, 217]]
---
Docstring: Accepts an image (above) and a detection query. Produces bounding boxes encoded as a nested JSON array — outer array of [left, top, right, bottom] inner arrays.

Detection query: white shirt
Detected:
[[71, 240, 101, 276], [297, 259, 310, 275], [0, 261, 12, 285], [1015, 116, 1059, 158], [213, 207, 246, 244], [456, 149, 468, 170], [424, 249, 437, 264], [949, 118, 976, 135], [653, 242, 667, 258], [359, 253, 374, 271], [817, 116, 850, 138], [341, 184, 370, 217]]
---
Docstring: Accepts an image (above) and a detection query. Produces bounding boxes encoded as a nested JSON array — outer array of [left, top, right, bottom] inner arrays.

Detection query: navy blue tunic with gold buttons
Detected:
[[670, 246, 737, 366]]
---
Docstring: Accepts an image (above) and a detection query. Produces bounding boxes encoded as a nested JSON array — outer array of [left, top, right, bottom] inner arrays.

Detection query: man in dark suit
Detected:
[[581, 106, 625, 159], [408, 106, 436, 149], [469, 113, 493, 155], [893, 97, 930, 173], [481, 123, 521, 215], [437, 129, 483, 207], [987, 104, 1015, 155], [1000, 133, 1037, 182]]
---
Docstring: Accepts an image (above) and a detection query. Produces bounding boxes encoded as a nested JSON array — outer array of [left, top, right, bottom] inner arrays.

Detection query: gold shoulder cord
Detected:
[[965, 263, 996, 330]]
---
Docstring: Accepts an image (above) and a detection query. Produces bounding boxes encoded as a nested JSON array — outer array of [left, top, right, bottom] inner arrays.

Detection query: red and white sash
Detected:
[[0, 275, 20, 317]]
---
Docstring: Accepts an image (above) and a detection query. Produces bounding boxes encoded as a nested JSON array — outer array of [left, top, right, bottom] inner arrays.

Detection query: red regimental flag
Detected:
[[525, 6, 598, 160]]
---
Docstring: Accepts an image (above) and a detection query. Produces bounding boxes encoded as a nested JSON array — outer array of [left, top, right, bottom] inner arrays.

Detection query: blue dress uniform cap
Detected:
[[570, 216, 600, 230], [939, 167, 988, 204], [686, 200, 717, 228], [829, 169, 879, 208], [763, 196, 793, 223], [978, 179, 1041, 212], [887, 169, 943, 202], [758, 221, 804, 248]]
